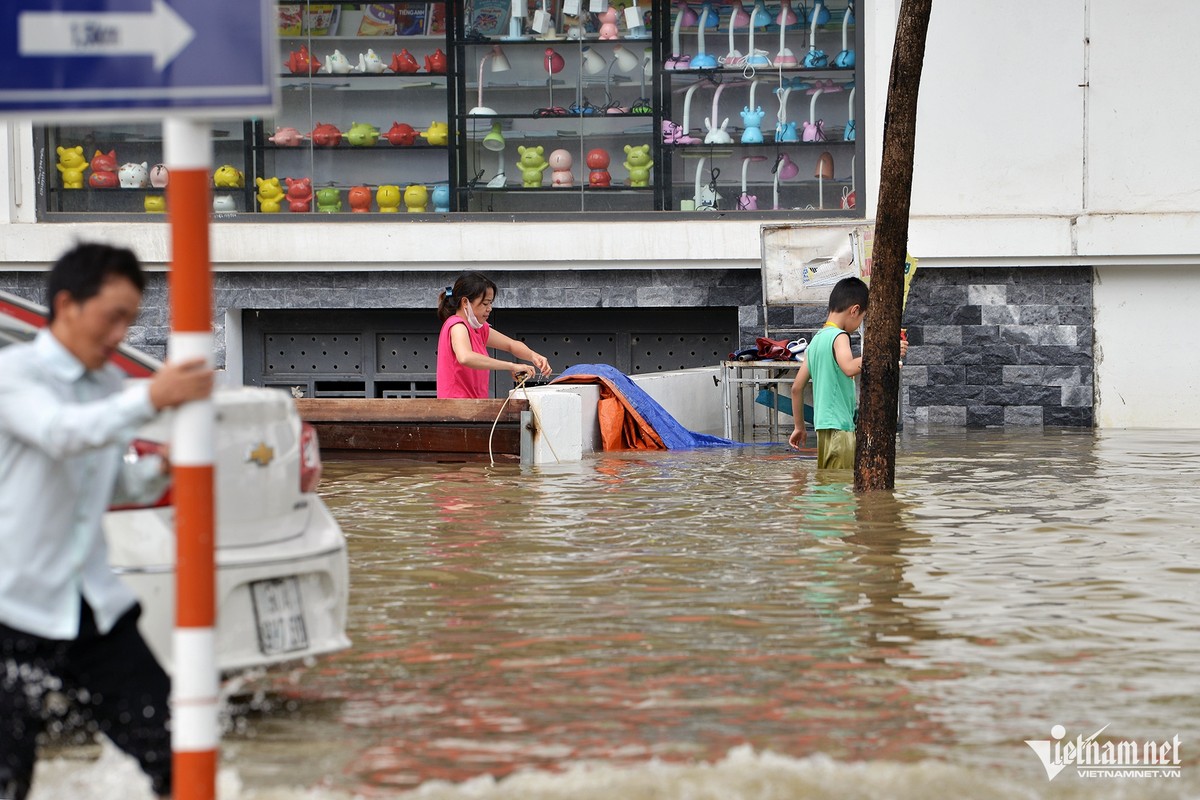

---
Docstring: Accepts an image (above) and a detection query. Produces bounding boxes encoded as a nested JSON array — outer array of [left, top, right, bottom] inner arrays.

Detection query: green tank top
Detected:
[[807, 325, 856, 431]]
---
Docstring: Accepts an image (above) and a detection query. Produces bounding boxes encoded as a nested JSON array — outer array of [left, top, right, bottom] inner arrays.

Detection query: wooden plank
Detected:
[[310, 422, 522, 455], [295, 398, 528, 424]]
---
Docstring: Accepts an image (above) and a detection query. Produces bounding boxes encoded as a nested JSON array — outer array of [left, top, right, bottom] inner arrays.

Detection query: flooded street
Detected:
[[34, 429, 1200, 798]]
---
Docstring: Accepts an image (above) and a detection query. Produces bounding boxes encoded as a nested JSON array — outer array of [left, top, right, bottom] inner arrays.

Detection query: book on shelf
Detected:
[[395, 4, 428, 36], [468, 0, 510, 36]]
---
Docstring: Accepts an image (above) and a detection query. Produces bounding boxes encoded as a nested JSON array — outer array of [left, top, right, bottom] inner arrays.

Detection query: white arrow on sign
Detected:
[[18, 0, 195, 72]]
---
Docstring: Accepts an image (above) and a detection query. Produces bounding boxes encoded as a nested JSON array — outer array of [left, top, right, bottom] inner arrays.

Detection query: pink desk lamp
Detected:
[[723, 3, 752, 64], [667, 1, 699, 70], [774, 0, 800, 67], [772, 151, 799, 209], [738, 155, 767, 210]]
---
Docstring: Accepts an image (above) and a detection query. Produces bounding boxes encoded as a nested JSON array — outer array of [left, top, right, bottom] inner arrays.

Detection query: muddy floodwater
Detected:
[[33, 429, 1200, 799]]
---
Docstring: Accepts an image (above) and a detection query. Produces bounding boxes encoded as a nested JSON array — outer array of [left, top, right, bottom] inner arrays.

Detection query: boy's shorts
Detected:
[[816, 428, 856, 470]]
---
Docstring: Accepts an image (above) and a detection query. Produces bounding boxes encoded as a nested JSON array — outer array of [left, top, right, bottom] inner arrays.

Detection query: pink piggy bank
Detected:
[[269, 127, 305, 147], [285, 177, 313, 212], [310, 123, 342, 147], [384, 122, 418, 146]]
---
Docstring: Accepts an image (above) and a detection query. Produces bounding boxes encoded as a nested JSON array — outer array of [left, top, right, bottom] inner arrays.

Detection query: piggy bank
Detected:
[[212, 164, 243, 188], [56, 146, 89, 189], [424, 48, 447, 74], [384, 122, 418, 146], [285, 44, 321, 76], [310, 123, 342, 147], [420, 121, 449, 147], [356, 49, 386, 74], [149, 163, 169, 188], [348, 185, 373, 213], [212, 195, 236, 212], [285, 177, 313, 212], [431, 184, 450, 212], [377, 184, 402, 213], [389, 49, 419, 74], [549, 149, 573, 187], [269, 126, 305, 147], [345, 121, 380, 147], [324, 49, 354, 74], [144, 195, 166, 213], [316, 186, 342, 213], [623, 144, 653, 187], [516, 145, 549, 188], [403, 184, 428, 213], [255, 176, 285, 213], [119, 162, 150, 188], [88, 150, 118, 189], [587, 148, 611, 187]]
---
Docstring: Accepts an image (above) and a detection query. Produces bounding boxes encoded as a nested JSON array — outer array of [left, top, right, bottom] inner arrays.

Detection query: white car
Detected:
[[0, 291, 350, 674]]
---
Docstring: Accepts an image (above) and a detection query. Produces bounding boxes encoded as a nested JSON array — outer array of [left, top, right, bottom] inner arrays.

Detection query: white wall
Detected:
[[1093, 264, 1200, 428]]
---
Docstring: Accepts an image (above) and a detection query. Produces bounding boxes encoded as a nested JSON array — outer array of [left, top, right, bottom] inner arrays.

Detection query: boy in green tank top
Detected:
[[787, 277, 907, 469]]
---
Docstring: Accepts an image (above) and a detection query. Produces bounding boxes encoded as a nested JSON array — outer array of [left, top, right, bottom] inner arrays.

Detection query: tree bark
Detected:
[[854, 0, 933, 492]]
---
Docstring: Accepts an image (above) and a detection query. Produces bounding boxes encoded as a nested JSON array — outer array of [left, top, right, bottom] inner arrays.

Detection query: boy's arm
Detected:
[[788, 360, 810, 449], [833, 332, 862, 377]]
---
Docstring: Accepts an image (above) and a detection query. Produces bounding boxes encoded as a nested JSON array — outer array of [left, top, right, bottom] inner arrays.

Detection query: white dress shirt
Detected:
[[0, 329, 165, 639]]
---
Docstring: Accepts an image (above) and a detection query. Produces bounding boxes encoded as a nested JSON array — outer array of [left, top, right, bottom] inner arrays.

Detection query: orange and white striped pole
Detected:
[[164, 117, 218, 800]]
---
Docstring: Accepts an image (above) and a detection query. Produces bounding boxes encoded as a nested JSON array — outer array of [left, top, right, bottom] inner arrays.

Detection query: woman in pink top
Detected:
[[436, 272, 552, 399]]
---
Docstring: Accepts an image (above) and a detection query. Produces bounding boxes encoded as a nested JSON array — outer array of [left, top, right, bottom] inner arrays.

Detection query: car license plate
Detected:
[[251, 577, 309, 655]]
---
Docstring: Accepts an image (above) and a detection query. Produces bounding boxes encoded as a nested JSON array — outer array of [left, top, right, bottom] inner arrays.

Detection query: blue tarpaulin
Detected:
[[554, 364, 739, 450]]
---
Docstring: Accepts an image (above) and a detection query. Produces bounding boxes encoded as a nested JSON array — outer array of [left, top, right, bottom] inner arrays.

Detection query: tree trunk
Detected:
[[854, 0, 933, 492]]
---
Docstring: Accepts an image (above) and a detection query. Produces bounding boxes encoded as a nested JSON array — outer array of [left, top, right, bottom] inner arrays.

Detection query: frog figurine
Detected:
[[356, 49, 386, 74], [348, 185, 373, 213], [430, 184, 450, 212], [323, 49, 354, 74], [255, 176, 285, 213], [376, 184, 402, 213], [285, 177, 313, 212], [213, 164, 244, 188], [623, 144, 653, 187], [285, 44, 321, 75], [88, 150, 119, 189], [119, 162, 150, 188], [56, 146, 89, 189], [316, 186, 342, 213], [345, 122, 380, 147], [420, 121, 449, 146], [516, 145, 549, 188], [403, 184, 428, 213]]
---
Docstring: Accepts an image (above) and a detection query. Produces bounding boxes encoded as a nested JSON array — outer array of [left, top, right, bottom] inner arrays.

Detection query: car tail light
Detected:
[[108, 439, 173, 511], [299, 423, 323, 494]]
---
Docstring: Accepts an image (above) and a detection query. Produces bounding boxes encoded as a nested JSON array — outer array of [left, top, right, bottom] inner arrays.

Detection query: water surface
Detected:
[[33, 429, 1200, 799]]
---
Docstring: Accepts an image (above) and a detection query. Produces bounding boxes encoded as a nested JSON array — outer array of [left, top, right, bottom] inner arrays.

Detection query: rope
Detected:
[[488, 372, 561, 467]]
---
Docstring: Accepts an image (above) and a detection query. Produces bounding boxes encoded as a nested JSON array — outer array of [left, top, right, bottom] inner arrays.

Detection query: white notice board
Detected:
[[760, 222, 871, 305]]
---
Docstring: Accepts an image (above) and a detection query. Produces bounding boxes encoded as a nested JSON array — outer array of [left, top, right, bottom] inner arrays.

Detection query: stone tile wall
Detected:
[[898, 266, 1093, 427]]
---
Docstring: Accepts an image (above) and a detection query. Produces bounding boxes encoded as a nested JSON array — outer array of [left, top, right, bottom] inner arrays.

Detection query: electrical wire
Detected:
[[487, 372, 561, 467]]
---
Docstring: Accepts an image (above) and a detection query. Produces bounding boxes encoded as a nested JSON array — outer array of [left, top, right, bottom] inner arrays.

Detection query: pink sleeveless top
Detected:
[[436, 315, 492, 398]]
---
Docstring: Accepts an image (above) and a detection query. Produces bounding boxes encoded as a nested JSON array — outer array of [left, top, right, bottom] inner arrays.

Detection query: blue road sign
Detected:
[[0, 0, 277, 119]]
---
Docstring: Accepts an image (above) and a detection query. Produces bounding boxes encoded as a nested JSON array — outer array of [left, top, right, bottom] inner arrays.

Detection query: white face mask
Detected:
[[464, 300, 484, 330]]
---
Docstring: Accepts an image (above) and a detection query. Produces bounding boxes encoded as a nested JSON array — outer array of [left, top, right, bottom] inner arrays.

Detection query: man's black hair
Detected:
[[828, 276, 869, 313], [46, 242, 145, 323]]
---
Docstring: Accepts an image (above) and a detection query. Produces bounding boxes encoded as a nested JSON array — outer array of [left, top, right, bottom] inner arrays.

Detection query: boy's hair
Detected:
[[828, 276, 869, 313], [437, 271, 499, 322], [46, 242, 146, 323]]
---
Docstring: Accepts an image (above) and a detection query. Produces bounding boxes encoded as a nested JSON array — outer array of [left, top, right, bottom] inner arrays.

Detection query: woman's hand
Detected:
[[510, 363, 536, 380], [531, 353, 552, 376]]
